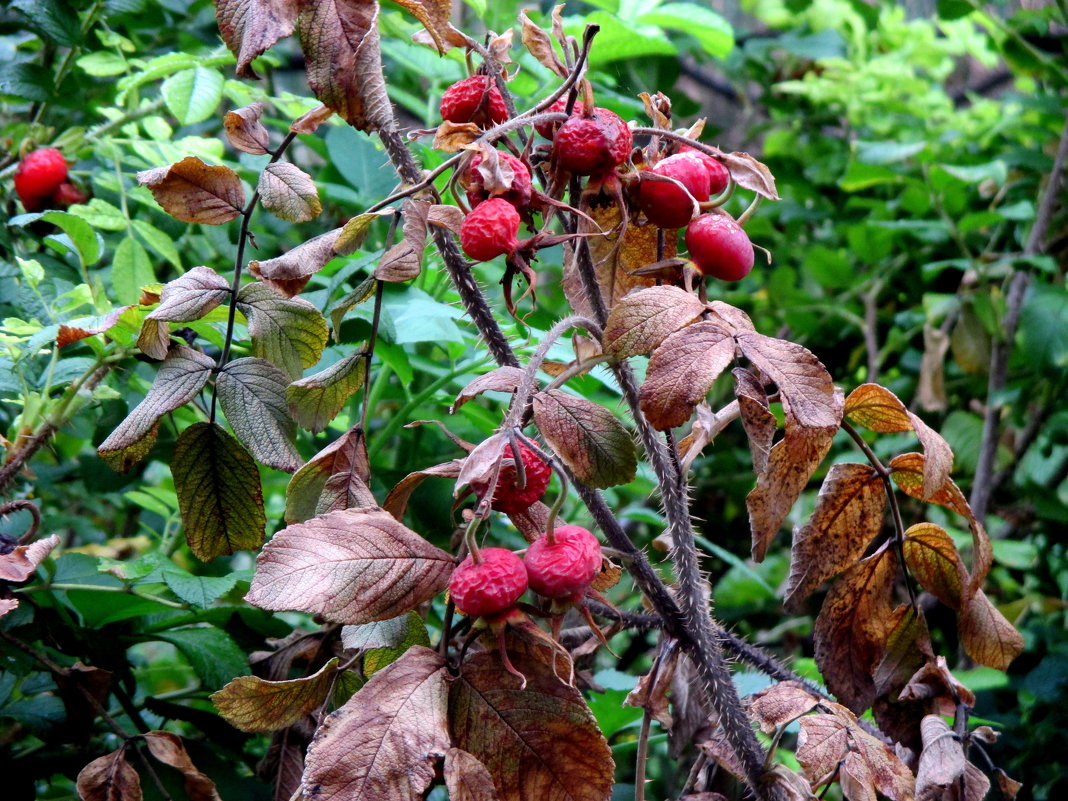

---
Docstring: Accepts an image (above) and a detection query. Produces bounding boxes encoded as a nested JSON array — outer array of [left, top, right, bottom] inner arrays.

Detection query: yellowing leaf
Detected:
[[784, 463, 885, 611], [211, 658, 343, 732], [902, 523, 968, 610], [142, 731, 221, 801], [959, 588, 1024, 670], [286, 350, 367, 434]]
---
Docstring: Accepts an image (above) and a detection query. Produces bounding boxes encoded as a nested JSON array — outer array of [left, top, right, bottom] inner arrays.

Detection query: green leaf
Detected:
[[324, 126, 395, 200], [363, 613, 431, 676], [13, 211, 102, 267], [161, 67, 225, 125], [158, 627, 249, 690], [0, 62, 53, 103], [112, 237, 156, 304], [11, 0, 82, 47], [637, 3, 734, 59], [68, 198, 128, 231], [217, 357, 302, 472], [77, 51, 128, 77], [162, 568, 239, 608], [286, 350, 367, 434], [172, 422, 266, 562], [132, 219, 182, 270], [838, 162, 902, 192], [1019, 284, 1068, 368], [236, 282, 330, 378], [854, 140, 926, 165]]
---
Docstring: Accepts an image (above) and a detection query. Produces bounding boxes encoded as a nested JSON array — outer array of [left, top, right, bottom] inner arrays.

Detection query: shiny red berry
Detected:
[[474, 442, 552, 516], [638, 152, 712, 229], [440, 76, 509, 128], [553, 108, 632, 176], [685, 213, 755, 281], [524, 525, 602, 601], [463, 151, 532, 210], [449, 547, 529, 618], [14, 148, 68, 208], [535, 96, 586, 140], [680, 145, 730, 195], [459, 198, 521, 262]]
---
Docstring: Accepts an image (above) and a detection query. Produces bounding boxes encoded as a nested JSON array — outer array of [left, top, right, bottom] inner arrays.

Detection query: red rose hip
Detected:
[[553, 108, 632, 176], [460, 199, 521, 262], [535, 96, 586, 140], [449, 547, 528, 618], [475, 442, 551, 516], [638, 152, 712, 229], [524, 525, 602, 600], [685, 213, 755, 281], [680, 145, 730, 195], [440, 76, 509, 128], [14, 148, 68, 208]]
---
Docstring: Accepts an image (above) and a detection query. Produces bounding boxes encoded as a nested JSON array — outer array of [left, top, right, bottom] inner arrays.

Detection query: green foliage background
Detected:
[[1, 0, 1065, 799]]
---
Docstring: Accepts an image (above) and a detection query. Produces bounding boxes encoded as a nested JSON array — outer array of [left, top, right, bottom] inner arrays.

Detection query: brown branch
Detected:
[[971, 112, 1068, 524]]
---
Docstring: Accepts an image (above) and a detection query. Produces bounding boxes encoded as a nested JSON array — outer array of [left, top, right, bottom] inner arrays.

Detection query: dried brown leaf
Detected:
[[872, 606, 932, 698], [76, 747, 142, 801], [0, 533, 60, 582], [519, 9, 568, 77], [285, 425, 371, 524], [258, 162, 321, 223], [248, 227, 342, 298], [376, 198, 430, 282], [959, 588, 1023, 670], [748, 422, 836, 562], [994, 768, 1022, 800], [389, 0, 467, 53], [601, 286, 706, 359], [211, 657, 342, 732], [382, 459, 465, 520], [451, 366, 523, 413], [298, 0, 393, 132], [784, 462, 885, 611], [0, 598, 18, 619], [747, 680, 821, 734], [449, 634, 614, 801], [813, 546, 898, 713], [245, 507, 454, 624], [303, 647, 449, 801], [734, 367, 776, 475], [718, 149, 780, 200], [915, 715, 965, 801], [142, 731, 221, 801], [290, 104, 335, 134], [433, 120, 481, 152], [623, 644, 679, 729], [639, 320, 736, 430], [427, 203, 465, 233], [945, 761, 991, 801], [147, 266, 231, 322], [224, 102, 270, 154], [532, 389, 637, 489], [735, 331, 841, 430], [917, 324, 950, 412], [137, 157, 245, 225], [444, 747, 498, 801], [215, 0, 299, 78], [57, 306, 133, 348], [899, 656, 975, 716]]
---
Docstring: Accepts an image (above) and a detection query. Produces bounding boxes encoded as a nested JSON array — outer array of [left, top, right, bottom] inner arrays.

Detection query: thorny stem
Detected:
[[970, 113, 1068, 525], [210, 130, 298, 422], [841, 421, 920, 608], [569, 185, 776, 798]]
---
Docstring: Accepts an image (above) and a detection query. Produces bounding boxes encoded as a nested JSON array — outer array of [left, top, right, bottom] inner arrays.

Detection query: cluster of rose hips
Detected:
[[443, 74, 756, 283], [449, 442, 603, 624], [12, 148, 86, 213]]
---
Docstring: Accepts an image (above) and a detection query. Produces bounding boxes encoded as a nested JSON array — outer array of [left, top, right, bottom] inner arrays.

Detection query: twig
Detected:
[[0, 500, 42, 544], [0, 362, 114, 496], [970, 113, 1068, 524]]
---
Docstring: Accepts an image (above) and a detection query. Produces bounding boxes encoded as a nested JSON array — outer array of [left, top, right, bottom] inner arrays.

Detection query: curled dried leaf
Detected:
[[137, 157, 245, 225], [224, 102, 270, 154]]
